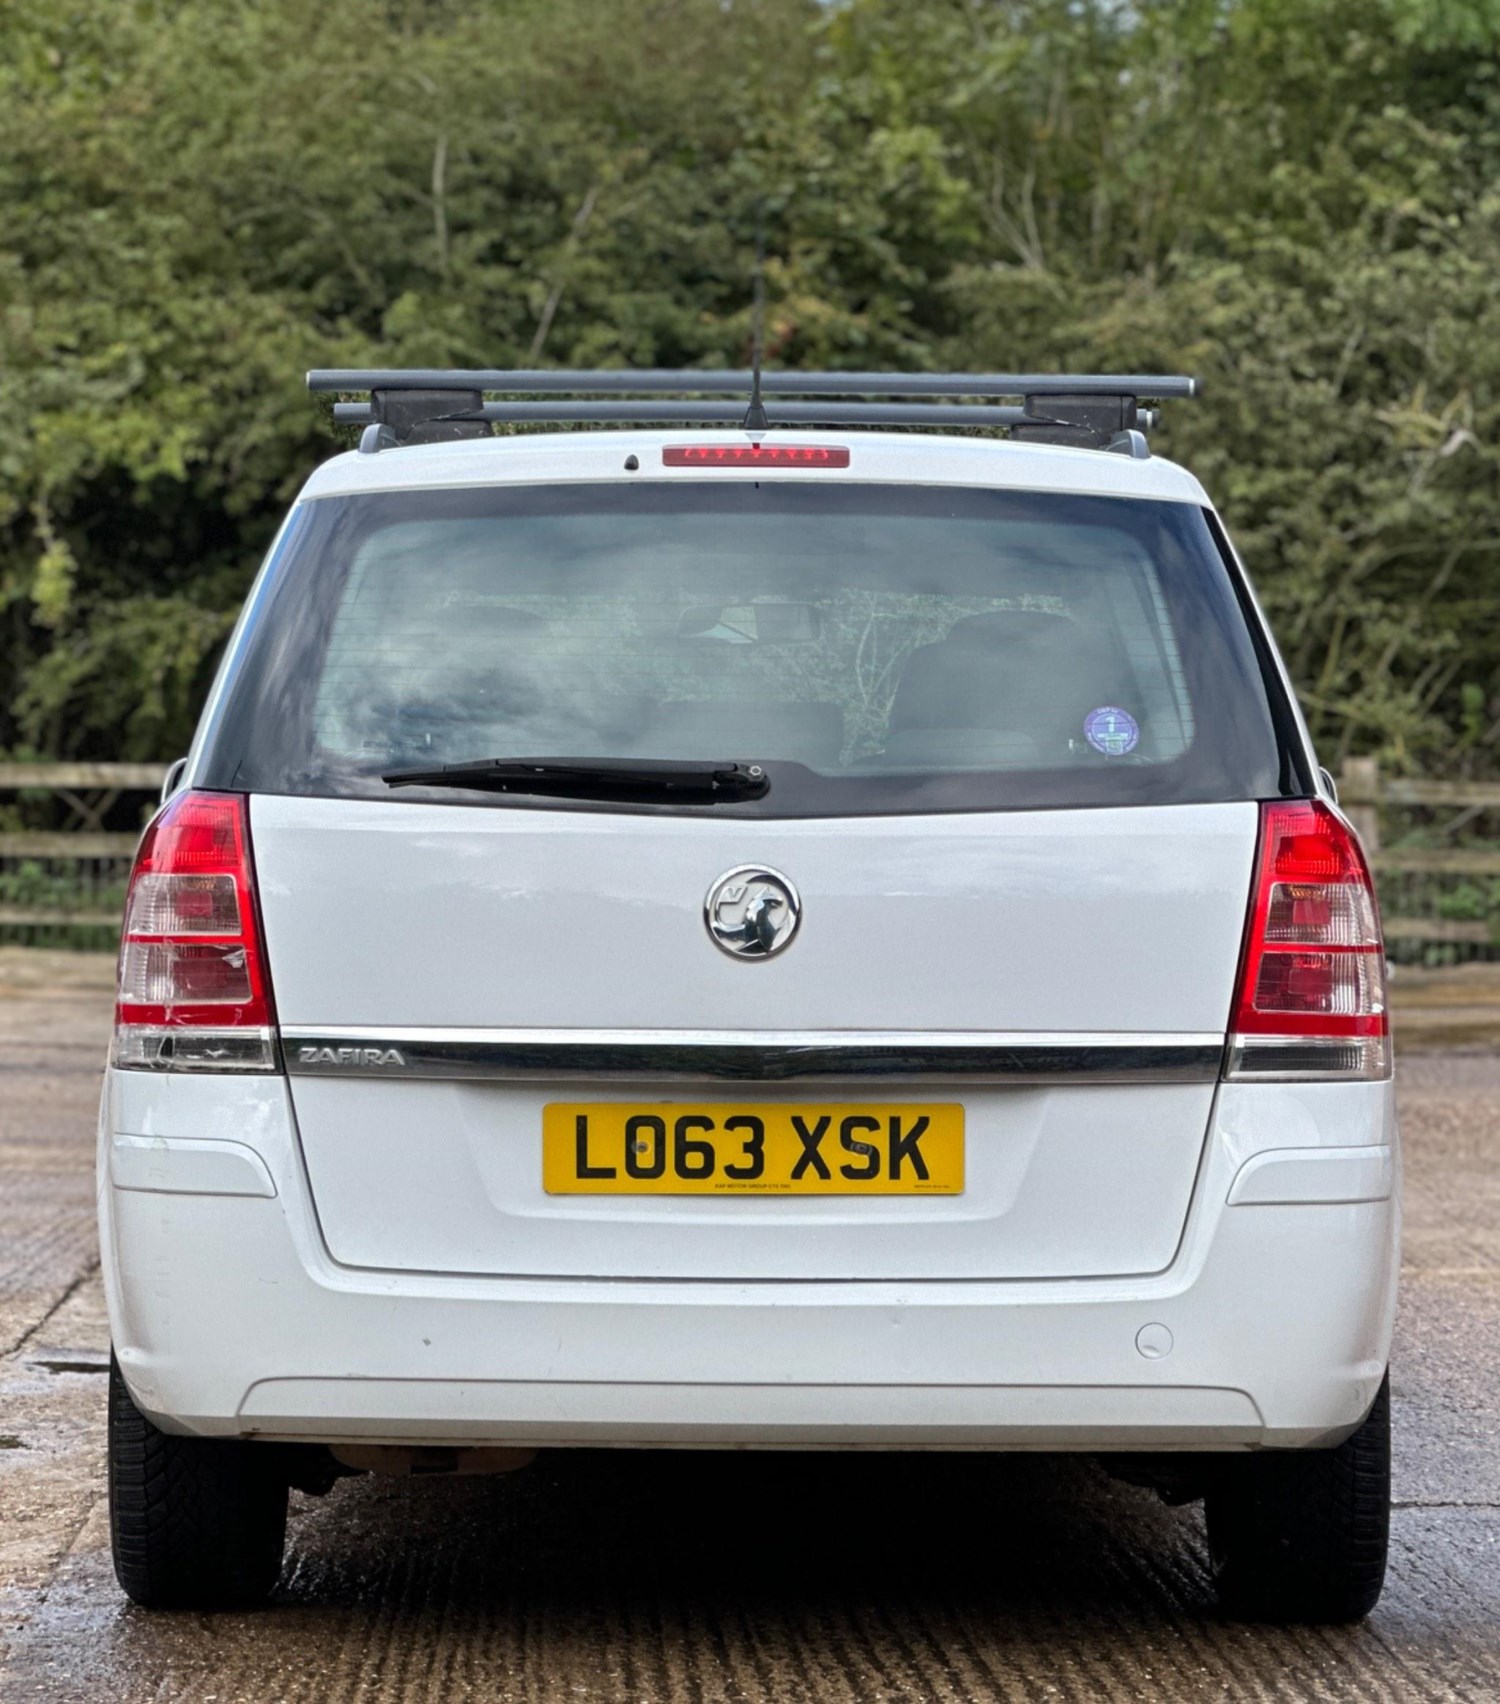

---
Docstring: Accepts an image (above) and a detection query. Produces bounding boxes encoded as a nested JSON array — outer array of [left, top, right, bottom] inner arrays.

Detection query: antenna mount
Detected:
[[742, 202, 769, 433]]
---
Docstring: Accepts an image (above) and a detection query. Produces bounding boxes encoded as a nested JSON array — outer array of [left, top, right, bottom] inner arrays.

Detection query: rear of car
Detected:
[[99, 388, 1398, 1622]]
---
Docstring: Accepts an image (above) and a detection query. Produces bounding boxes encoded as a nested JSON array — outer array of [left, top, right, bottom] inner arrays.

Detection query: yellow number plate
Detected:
[[543, 1103, 963, 1196]]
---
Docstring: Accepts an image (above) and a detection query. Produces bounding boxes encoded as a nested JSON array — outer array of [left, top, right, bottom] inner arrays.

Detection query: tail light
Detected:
[[111, 791, 278, 1072], [1226, 800, 1390, 1081]]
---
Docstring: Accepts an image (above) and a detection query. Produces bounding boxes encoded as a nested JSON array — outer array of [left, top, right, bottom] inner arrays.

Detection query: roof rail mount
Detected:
[[305, 370, 1198, 457], [370, 387, 491, 446], [1012, 393, 1148, 450]]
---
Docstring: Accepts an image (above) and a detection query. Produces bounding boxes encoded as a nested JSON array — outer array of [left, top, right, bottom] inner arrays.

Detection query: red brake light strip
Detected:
[[663, 444, 850, 467]]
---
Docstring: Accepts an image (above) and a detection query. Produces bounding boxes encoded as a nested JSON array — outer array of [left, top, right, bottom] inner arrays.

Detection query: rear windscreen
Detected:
[[197, 481, 1289, 816]]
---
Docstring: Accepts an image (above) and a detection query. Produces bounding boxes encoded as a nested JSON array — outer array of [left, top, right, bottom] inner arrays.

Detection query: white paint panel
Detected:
[[251, 795, 1257, 1034], [249, 794, 1258, 1281], [298, 430, 1211, 506], [110, 1134, 276, 1199], [287, 1075, 1215, 1281], [1227, 1145, 1394, 1206]]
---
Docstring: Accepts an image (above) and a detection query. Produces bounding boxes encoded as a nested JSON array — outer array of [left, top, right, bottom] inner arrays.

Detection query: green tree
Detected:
[[1, 0, 1496, 782]]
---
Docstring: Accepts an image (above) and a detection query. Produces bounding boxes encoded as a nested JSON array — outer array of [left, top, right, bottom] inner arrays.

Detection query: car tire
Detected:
[[108, 1353, 288, 1609], [1205, 1372, 1390, 1623]]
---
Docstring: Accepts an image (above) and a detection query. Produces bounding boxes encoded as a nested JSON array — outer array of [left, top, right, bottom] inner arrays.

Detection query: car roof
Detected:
[[297, 430, 1211, 507]]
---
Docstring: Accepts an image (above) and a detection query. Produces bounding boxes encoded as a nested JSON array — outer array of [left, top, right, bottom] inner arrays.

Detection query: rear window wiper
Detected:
[[382, 756, 770, 804]]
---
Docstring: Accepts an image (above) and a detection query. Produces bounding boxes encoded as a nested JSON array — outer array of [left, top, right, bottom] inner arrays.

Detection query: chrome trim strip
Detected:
[[282, 1028, 1225, 1085]]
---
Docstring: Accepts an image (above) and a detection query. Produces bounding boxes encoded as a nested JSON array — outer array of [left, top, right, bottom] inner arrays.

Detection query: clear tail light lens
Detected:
[[1226, 800, 1391, 1081], [112, 791, 279, 1072]]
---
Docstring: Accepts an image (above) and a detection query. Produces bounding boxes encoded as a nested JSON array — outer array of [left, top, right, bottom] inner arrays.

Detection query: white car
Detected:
[[100, 370, 1398, 1622]]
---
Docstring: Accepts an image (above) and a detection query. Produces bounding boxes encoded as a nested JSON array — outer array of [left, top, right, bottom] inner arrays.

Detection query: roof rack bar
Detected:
[[331, 400, 1046, 429], [309, 368, 1198, 400]]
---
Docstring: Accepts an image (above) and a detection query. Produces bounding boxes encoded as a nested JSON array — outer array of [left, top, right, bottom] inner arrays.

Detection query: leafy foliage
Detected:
[[1, 0, 1497, 778]]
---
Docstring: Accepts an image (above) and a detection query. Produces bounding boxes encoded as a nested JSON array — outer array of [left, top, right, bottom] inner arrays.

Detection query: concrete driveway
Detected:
[[1, 952, 1497, 1701]]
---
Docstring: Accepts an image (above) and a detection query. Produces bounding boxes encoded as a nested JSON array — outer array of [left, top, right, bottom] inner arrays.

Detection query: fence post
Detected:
[[1340, 756, 1381, 853]]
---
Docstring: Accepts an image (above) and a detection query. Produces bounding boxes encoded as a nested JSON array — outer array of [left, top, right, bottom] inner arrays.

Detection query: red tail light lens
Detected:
[[1227, 800, 1390, 1081], [112, 791, 278, 1072], [663, 444, 850, 467]]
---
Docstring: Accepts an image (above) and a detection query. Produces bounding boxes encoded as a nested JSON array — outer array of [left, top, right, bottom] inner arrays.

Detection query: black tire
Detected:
[[1205, 1373, 1390, 1623], [108, 1353, 288, 1609]]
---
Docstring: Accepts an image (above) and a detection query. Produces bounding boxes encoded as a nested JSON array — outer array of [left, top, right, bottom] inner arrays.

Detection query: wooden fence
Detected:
[[1, 759, 1498, 948], [1336, 757, 1500, 948], [0, 763, 167, 929]]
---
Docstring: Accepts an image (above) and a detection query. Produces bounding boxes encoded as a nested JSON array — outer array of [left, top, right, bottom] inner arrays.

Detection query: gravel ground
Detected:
[[1, 953, 1496, 1702]]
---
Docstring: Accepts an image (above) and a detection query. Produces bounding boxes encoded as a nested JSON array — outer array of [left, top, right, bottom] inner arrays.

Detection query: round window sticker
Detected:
[[1084, 706, 1140, 757]]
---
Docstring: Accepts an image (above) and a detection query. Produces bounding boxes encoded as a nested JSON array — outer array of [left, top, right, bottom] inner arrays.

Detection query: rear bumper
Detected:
[[99, 1071, 1399, 1452]]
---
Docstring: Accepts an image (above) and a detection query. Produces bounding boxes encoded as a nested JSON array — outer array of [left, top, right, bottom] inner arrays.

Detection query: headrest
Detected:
[[639, 699, 846, 763], [943, 609, 1075, 647]]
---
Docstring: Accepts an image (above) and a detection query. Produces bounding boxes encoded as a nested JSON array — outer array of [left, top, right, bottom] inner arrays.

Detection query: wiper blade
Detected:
[[382, 756, 770, 804]]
